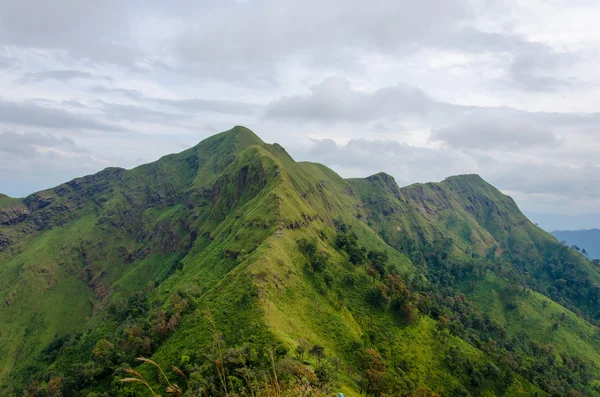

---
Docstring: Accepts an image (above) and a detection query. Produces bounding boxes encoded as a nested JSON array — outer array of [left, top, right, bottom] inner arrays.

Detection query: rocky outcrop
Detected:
[[0, 202, 30, 225]]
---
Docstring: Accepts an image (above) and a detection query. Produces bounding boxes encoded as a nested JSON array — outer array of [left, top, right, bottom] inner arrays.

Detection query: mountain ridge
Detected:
[[1, 126, 599, 396]]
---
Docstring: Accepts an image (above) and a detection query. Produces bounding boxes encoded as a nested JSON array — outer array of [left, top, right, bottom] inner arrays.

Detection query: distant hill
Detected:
[[2, 127, 600, 396], [552, 229, 600, 259]]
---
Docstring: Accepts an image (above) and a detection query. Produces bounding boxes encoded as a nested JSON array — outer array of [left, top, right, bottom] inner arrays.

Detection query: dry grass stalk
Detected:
[[122, 368, 158, 396], [137, 357, 172, 387], [172, 365, 190, 390]]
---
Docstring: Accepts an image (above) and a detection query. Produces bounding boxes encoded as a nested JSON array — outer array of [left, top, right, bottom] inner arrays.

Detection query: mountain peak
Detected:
[[443, 174, 486, 184], [366, 172, 397, 185], [220, 125, 262, 143], [194, 125, 264, 157]]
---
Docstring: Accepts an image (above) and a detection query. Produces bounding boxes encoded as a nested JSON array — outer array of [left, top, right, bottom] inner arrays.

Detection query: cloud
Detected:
[[265, 77, 449, 123], [153, 98, 261, 116], [434, 28, 575, 91], [0, 0, 576, 92], [0, 55, 21, 69], [96, 101, 182, 124], [505, 51, 572, 92], [21, 70, 113, 83], [0, 130, 113, 197], [89, 86, 261, 116], [267, 77, 598, 152], [489, 161, 600, 199], [431, 108, 560, 149], [0, 98, 124, 131], [174, 0, 473, 65], [0, 129, 87, 159], [0, 0, 142, 67], [295, 137, 471, 185], [89, 86, 144, 100]]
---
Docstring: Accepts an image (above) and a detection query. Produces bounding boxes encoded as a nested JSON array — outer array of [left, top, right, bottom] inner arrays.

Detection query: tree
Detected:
[[23, 381, 40, 397], [295, 339, 310, 361], [367, 264, 378, 282], [368, 250, 389, 277], [298, 238, 317, 257], [404, 305, 416, 324], [92, 339, 115, 367], [359, 348, 387, 396], [167, 311, 182, 332], [152, 310, 168, 337], [298, 238, 328, 272], [348, 246, 367, 265], [309, 344, 326, 364], [47, 377, 63, 397], [385, 273, 411, 310]]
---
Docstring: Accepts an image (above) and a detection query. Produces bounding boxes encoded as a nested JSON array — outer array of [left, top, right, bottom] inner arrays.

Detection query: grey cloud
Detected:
[[0, 55, 20, 69], [0, 0, 573, 91], [60, 100, 88, 109], [267, 77, 598, 151], [506, 53, 570, 92], [171, 0, 575, 90], [21, 70, 113, 83], [0, 130, 87, 159], [97, 101, 181, 124], [90, 86, 262, 116], [0, 98, 125, 131], [431, 108, 560, 149], [437, 28, 575, 92], [482, 157, 600, 200], [0, 0, 147, 67], [441, 28, 550, 54], [92, 101, 226, 131], [293, 137, 472, 189], [174, 0, 475, 77], [264, 77, 449, 123], [154, 98, 261, 116], [90, 86, 144, 100]]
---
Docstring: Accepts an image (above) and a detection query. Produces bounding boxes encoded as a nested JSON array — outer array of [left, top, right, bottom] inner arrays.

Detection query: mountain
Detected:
[[1, 126, 600, 396], [552, 229, 600, 259]]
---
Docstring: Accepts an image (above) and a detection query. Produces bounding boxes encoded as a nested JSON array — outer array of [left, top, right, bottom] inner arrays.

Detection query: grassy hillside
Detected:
[[1, 127, 600, 396]]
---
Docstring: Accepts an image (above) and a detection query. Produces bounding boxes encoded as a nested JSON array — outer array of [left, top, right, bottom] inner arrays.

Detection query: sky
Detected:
[[0, 0, 599, 228]]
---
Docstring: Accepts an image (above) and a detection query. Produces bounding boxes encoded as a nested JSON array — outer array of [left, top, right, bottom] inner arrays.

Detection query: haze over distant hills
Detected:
[[525, 212, 600, 233], [552, 229, 600, 260]]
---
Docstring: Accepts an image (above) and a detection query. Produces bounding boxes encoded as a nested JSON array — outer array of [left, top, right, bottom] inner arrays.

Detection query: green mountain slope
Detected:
[[1, 127, 599, 396]]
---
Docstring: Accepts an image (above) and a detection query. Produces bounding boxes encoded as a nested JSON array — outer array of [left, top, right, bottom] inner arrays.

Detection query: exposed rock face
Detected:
[[0, 202, 30, 225]]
